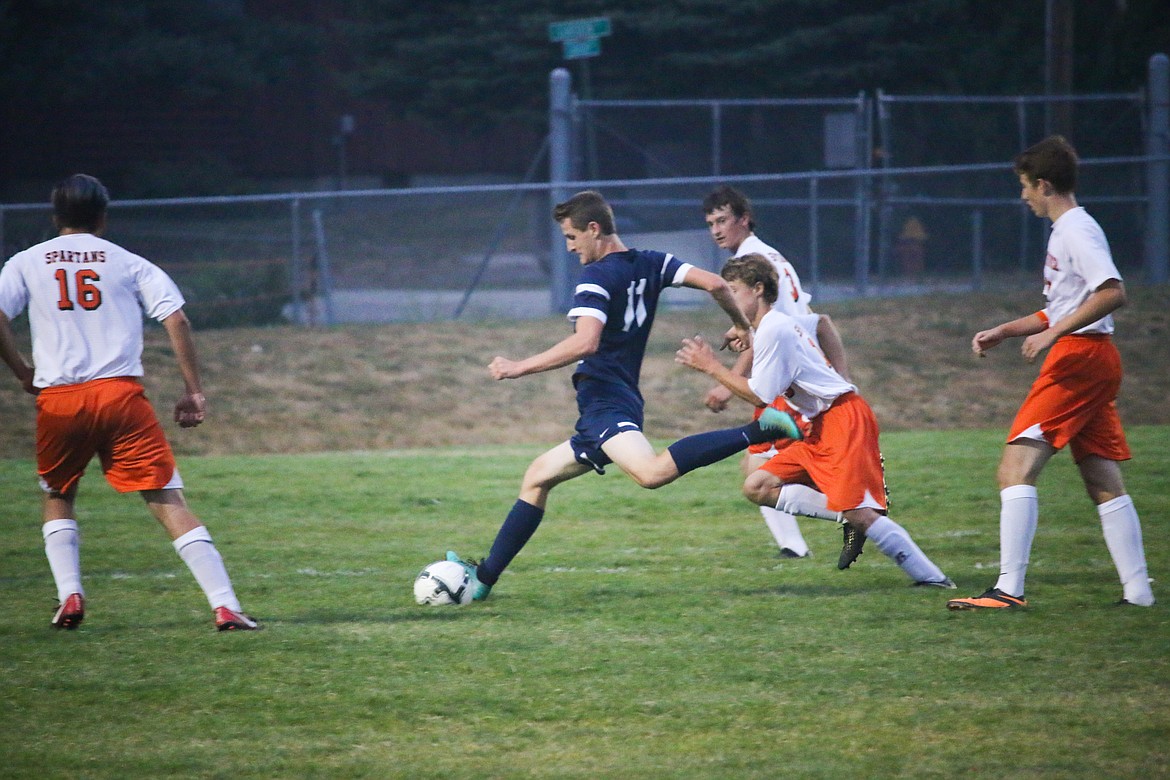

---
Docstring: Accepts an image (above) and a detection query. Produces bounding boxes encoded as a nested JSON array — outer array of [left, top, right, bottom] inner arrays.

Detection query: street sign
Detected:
[[548, 17, 611, 43], [562, 37, 601, 60]]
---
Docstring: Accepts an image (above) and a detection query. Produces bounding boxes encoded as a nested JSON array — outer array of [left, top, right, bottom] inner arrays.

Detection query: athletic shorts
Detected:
[[570, 375, 645, 474], [36, 377, 181, 494], [758, 392, 887, 513], [1008, 334, 1130, 463]]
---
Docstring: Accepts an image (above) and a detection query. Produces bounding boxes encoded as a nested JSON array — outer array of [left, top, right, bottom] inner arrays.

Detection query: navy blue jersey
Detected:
[[568, 249, 692, 390]]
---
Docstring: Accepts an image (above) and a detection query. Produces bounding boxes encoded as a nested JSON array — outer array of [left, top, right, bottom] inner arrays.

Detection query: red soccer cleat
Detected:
[[51, 593, 85, 630], [214, 606, 260, 631]]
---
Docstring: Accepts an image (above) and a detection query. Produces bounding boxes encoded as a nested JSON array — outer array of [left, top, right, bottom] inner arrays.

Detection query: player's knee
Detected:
[[628, 469, 668, 490], [742, 472, 774, 506], [622, 459, 675, 490]]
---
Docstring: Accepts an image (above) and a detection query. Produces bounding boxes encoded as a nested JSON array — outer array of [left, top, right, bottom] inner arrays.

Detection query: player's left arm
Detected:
[[489, 315, 603, 380], [679, 266, 752, 350], [814, 314, 851, 381], [160, 309, 207, 427], [1021, 279, 1125, 361]]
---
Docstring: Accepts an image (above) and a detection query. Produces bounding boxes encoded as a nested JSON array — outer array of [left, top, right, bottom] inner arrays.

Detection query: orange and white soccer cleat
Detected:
[[946, 587, 1027, 610]]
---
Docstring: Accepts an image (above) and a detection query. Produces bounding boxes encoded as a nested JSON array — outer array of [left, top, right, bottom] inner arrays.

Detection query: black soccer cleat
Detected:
[[837, 523, 865, 570]]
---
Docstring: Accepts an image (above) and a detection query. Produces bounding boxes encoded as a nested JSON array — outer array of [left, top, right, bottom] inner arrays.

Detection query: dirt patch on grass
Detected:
[[1, 284, 1166, 458]]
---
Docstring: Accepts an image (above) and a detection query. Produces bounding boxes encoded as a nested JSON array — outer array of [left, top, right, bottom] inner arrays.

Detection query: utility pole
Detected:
[[1044, 0, 1074, 135]]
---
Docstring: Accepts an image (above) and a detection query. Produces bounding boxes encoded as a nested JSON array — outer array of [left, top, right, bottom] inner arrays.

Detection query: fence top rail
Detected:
[[578, 96, 866, 109], [876, 91, 1144, 105], [0, 155, 1159, 213]]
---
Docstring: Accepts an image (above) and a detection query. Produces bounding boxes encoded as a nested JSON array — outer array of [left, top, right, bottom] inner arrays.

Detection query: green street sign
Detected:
[[548, 17, 611, 43], [562, 37, 602, 59]]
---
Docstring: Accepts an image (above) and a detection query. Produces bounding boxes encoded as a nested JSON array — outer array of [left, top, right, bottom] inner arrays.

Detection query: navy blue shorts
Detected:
[[570, 376, 645, 474]]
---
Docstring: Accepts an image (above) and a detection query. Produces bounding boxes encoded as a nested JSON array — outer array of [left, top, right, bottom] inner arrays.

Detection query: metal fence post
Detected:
[[290, 198, 303, 326], [711, 102, 722, 177], [808, 177, 820, 293], [875, 89, 893, 280], [1017, 98, 1030, 272], [549, 68, 574, 312], [311, 208, 336, 326], [971, 209, 983, 291], [854, 93, 872, 295], [1146, 53, 1169, 284]]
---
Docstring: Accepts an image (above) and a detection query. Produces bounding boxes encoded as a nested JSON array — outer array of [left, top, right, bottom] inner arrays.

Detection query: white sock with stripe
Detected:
[[43, 519, 83, 602], [994, 485, 1038, 598], [865, 516, 947, 584], [173, 526, 242, 612], [1098, 495, 1154, 606], [761, 507, 809, 556]]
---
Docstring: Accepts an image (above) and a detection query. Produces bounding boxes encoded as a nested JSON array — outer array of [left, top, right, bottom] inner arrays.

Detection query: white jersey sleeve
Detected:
[[1042, 207, 1120, 335], [0, 233, 184, 387], [747, 310, 854, 420], [735, 234, 812, 317]]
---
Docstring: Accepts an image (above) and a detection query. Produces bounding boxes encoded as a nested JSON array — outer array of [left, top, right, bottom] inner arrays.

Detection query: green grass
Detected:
[[1, 428, 1167, 778]]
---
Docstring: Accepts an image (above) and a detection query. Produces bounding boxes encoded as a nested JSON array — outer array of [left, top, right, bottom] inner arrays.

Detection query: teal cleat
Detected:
[[445, 551, 492, 601], [758, 407, 803, 441]]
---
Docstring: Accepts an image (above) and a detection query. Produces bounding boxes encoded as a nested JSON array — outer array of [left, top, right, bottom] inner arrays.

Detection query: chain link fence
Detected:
[[1, 84, 1163, 328]]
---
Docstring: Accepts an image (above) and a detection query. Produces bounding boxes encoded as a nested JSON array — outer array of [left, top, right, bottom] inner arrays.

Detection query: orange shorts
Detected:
[[1008, 335, 1130, 463], [758, 392, 887, 513], [36, 377, 178, 494]]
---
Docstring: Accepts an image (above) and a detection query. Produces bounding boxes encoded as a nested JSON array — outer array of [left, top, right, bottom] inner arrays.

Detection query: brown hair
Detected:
[[702, 184, 755, 231], [52, 174, 109, 232], [1013, 135, 1078, 194], [553, 190, 616, 234], [721, 253, 778, 305]]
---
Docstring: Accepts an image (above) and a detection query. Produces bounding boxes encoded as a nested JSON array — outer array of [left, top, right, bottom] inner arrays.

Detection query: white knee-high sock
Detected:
[[865, 516, 948, 584], [173, 526, 242, 612], [994, 485, 1038, 598], [1098, 495, 1154, 606], [776, 484, 842, 523], [43, 519, 83, 601], [761, 507, 809, 556]]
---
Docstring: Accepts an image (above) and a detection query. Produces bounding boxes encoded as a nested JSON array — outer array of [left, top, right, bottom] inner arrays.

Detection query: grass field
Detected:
[[1, 428, 1167, 778]]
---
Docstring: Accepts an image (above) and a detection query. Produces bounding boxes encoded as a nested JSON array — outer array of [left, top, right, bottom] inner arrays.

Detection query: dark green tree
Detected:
[[0, 0, 315, 107], [336, 0, 1167, 129]]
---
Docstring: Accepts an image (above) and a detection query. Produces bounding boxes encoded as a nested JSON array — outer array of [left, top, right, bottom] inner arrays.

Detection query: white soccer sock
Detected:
[[776, 484, 841, 523], [1098, 495, 1155, 606], [994, 485, 1038, 598], [173, 526, 242, 612], [865, 516, 948, 584], [43, 519, 83, 602], [761, 507, 809, 556]]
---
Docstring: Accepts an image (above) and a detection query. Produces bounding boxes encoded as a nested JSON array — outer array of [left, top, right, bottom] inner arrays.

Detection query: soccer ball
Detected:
[[413, 560, 472, 605]]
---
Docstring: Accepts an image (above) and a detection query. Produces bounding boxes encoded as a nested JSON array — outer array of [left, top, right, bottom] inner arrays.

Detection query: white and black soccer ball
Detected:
[[413, 560, 472, 605]]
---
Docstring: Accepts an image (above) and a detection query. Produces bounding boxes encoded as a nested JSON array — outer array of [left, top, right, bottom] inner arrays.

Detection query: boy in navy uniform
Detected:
[[447, 190, 799, 600]]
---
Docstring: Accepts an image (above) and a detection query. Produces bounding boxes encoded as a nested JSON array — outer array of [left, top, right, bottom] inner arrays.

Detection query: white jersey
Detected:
[[0, 233, 184, 388], [748, 309, 856, 420], [1042, 207, 1120, 335], [735, 234, 812, 317]]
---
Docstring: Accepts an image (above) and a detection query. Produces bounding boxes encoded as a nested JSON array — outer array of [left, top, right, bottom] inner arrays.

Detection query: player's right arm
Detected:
[[972, 312, 1049, 356], [676, 335, 766, 407], [489, 316, 602, 380], [703, 347, 753, 412], [0, 311, 36, 395]]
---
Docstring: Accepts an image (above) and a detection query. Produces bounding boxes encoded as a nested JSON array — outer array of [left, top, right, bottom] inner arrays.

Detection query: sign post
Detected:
[[547, 17, 610, 179]]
